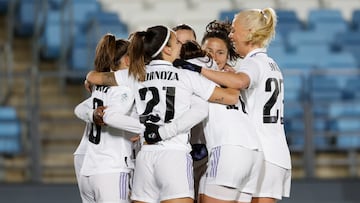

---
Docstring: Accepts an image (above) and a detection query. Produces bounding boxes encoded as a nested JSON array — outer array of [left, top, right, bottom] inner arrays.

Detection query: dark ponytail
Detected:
[[128, 26, 170, 81], [94, 34, 115, 72]]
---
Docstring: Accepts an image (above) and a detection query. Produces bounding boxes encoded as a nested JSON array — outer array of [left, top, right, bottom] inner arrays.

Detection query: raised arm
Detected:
[[173, 58, 250, 90], [102, 86, 144, 134], [86, 70, 118, 86], [208, 86, 239, 105], [201, 68, 250, 90], [74, 97, 94, 123], [144, 95, 208, 144]]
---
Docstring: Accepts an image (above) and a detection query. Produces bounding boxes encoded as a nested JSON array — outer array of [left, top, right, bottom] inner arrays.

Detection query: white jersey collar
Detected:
[[148, 60, 173, 67], [244, 48, 267, 59]]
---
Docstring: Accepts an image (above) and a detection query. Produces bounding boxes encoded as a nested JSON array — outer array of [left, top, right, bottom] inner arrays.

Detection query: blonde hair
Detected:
[[235, 8, 277, 47]]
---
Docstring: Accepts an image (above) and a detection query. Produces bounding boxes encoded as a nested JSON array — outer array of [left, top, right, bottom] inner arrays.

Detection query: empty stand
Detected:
[[317, 52, 357, 69], [276, 9, 304, 39], [276, 0, 320, 21], [0, 0, 8, 14], [14, 0, 36, 37], [333, 30, 360, 68], [351, 9, 360, 30], [322, 0, 360, 21], [0, 106, 21, 155], [40, 9, 61, 60]]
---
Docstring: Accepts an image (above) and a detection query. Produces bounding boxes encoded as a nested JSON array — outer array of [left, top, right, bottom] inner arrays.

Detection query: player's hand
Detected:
[[173, 59, 202, 73], [130, 135, 140, 142], [84, 79, 92, 93], [143, 123, 162, 144], [93, 106, 106, 126], [190, 144, 208, 161], [222, 64, 236, 72]]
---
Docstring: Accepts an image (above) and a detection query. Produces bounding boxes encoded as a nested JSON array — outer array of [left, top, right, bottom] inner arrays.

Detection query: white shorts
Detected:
[[131, 148, 194, 202], [199, 145, 263, 201], [74, 154, 87, 203], [79, 172, 131, 203], [253, 161, 291, 200]]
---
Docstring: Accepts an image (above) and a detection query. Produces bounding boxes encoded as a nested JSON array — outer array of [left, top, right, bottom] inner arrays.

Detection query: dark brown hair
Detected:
[[201, 20, 239, 62], [94, 34, 130, 72], [180, 40, 208, 59], [172, 24, 197, 40], [128, 25, 170, 81], [180, 40, 214, 68]]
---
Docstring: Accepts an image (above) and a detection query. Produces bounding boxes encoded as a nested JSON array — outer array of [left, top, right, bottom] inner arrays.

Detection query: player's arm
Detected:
[[144, 95, 208, 143], [74, 97, 94, 123], [208, 86, 239, 105], [103, 108, 144, 134], [201, 68, 250, 90], [102, 87, 144, 134], [160, 95, 208, 138], [174, 58, 249, 90], [86, 70, 118, 86], [74, 96, 105, 125]]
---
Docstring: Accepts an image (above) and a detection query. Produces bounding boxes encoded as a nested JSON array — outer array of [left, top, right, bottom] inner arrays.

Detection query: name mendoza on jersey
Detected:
[[145, 71, 179, 81]]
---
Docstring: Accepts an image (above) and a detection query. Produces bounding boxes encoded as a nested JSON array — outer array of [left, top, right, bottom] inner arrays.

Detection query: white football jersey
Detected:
[[203, 98, 260, 151], [187, 56, 218, 71], [132, 60, 216, 150], [238, 48, 291, 169], [76, 85, 140, 176]]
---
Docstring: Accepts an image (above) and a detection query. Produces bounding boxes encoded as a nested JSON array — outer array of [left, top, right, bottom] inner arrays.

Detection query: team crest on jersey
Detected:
[[145, 71, 179, 81], [120, 92, 128, 102]]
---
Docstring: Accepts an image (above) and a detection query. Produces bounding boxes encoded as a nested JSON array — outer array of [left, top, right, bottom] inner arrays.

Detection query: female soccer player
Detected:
[[127, 25, 239, 203], [175, 8, 292, 203], [201, 20, 239, 72], [177, 40, 263, 203], [74, 34, 142, 203]]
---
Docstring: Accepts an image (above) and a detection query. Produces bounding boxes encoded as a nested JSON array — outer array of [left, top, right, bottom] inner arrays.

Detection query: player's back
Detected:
[[134, 60, 215, 148], [81, 85, 136, 176], [240, 49, 291, 169]]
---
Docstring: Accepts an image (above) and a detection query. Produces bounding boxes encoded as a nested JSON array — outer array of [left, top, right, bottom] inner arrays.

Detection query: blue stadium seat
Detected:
[[309, 75, 343, 101], [283, 74, 305, 101], [14, 0, 36, 37], [314, 134, 335, 150], [0, 121, 21, 154], [313, 118, 328, 131], [72, 0, 99, 32], [333, 31, 360, 67], [276, 9, 303, 39], [294, 44, 331, 60], [336, 134, 360, 149], [329, 118, 360, 132], [40, 10, 61, 60], [287, 30, 333, 52], [317, 52, 357, 69], [351, 9, 360, 30], [68, 10, 128, 74], [0, 0, 8, 14], [69, 35, 90, 72], [0, 105, 21, 155], [267, 34, 286, 61], [86, 11, 129, 48], [343, 77, 360, 100], [277, 52, 316, 74], [0, 106, 17, 120], [307, 9, 348, 39], [308, 9, 345, 25], [48, 0, 64, 9], [267, 45, 287, 61], [329, 102, 360, 118]]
